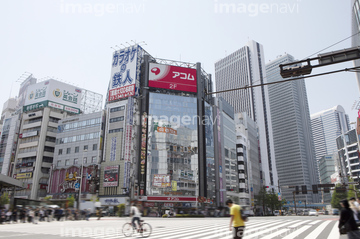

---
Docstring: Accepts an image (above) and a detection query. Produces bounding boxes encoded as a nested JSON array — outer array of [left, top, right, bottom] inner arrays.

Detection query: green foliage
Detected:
[[331, 183, 347, 209], [44, 196, 52, 202], [117, 203, 125, 217], [68, 196, 75, 207], [254, 188, 285, 215], [0, 193, 10, 206]]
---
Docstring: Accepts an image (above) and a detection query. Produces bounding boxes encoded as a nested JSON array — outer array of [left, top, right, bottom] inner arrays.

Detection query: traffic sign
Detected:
[[75, 183, 80, 189], [299, 200, 302, 204]]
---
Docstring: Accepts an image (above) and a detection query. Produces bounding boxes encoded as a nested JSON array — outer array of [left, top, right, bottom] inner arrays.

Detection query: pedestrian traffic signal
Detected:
[[302, 185, 307, 194], [312, 185, 318, 194], [295, 186, 299, 194]]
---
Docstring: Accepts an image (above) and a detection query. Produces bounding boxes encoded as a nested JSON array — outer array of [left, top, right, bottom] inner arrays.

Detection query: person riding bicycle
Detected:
[[130, 203, 142, 232]]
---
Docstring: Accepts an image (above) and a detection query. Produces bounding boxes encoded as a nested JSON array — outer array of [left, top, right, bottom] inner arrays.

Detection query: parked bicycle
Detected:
[[122, 219, 152, 238]]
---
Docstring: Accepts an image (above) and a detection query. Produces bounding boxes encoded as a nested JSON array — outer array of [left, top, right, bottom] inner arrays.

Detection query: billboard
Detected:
[[148, 63, 197, 93], [108, 45, 143, 102], [153, 174, 171, 188], [23, 79, 82, 114], [103, 165, 119, 187]]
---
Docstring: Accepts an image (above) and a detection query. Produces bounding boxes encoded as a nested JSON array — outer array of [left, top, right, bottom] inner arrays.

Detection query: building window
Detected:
[[83, 157, 87, 164], [74, 158, 78, 165], [66, 148, 71, 154], [93, 144, 97, 151], [57, 160, 61, 167], [109, 128, 123, 133], [110, 106, 125, 112], [92, 156, 97, 163], [58, 149, 63, 155], [75, 146, 79, 153], [110, 116, 124, 123], [84, 145, 88, 151], [65, 159, 70, 166]]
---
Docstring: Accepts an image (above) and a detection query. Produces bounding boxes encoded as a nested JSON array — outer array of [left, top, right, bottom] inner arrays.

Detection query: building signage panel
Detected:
[[16, 172, 33, 179], [100, 197, 126, 205], [148, 63, 197, 93], [21, 131, 38, 138], [24, 79, 82, 110], [108, 46, 141, 102], [147, 196, 197, 202], [103, 165, 119, 187], [110, 137, 117, 162], [153, 174, 171, 188]]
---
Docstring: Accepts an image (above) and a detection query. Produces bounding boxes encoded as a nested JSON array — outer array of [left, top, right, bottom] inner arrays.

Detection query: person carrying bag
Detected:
[[339, 199, 360, 238]]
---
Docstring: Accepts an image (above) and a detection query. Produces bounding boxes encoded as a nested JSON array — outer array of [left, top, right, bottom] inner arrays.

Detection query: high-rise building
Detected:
[[351, 0, 360, 92], [215, 40, 278, 191], [311, 105, 350, 159], [266, 54, 319, 203], [318, 154, 337, 203]]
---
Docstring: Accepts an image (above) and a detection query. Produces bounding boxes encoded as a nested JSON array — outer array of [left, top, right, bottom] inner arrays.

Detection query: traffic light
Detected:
[[295, 186, 299, 194], [302, 185, 307, 194], [312, 185, 318, 194]]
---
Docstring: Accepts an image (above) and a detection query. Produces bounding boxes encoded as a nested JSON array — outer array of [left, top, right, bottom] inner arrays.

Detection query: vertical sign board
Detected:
[[123, 97, 134, 190], [103, 166, 119, 187], [110, 137, 117, 162], [139, 112, 148, 195], [108, 45, 143, 102]]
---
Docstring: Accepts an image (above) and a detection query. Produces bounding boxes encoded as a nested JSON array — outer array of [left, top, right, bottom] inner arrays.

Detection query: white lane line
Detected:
[[303, 221, 332, 239], [281, 225, 312, 239], [327, 221, 340, 239]]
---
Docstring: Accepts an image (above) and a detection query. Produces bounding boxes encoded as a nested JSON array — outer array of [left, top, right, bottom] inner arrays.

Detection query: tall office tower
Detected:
[[311, 105, 350, 160], [351, 0, 360, 92], [266, 54, 319, 203], [215, 40, 278, 190]]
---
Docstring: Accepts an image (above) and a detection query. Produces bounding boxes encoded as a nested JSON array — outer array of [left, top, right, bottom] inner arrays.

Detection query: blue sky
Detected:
[[1, 0, 358, 123]]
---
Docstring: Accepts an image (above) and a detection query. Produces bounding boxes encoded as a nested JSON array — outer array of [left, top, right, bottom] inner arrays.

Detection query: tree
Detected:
[[68, 195, 75, 207], [117, 203, 125, 217], [254, 188, 268, 215], [0, 193, 10, 207], [331, 183, 347, 209]]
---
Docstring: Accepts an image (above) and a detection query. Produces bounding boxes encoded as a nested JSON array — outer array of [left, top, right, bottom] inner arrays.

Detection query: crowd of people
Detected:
[[0, 207, 92, 224]]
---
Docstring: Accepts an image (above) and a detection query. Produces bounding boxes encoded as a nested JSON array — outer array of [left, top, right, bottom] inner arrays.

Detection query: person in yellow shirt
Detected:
[[226, 199, 245, 239]]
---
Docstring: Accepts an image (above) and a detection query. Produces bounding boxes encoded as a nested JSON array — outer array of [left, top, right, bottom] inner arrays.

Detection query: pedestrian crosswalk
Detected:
[[0, 217, 342, 239]]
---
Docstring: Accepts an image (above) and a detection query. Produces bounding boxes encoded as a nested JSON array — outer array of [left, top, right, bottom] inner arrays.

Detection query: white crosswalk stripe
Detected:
[[0, 217, 342, 239]]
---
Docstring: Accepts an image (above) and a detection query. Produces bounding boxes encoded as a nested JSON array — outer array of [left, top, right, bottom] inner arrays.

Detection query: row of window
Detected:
[[56, 132, 100, 144], [58, 117, 102, 133], [57, 156, 98, 166], [58, 144, 97, 155]]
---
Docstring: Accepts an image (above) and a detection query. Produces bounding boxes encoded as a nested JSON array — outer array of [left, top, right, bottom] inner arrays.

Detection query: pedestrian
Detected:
[[5, 210, 12, 224], [39, 208, 44, 221], [28, 208, 35, 224], [85, 209, 90, 221], [34, 208, 39, 224], [339, 199, 360, 238], [226, 199, 245, 239], [349, 199, 360, 224], [12, 209, 17, 223], [96, 208, 101, 220], [0, 209, 5, 224]]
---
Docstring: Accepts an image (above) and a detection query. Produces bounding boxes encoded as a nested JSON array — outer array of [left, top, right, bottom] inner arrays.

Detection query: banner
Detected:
[[103, 166, 119, 187]]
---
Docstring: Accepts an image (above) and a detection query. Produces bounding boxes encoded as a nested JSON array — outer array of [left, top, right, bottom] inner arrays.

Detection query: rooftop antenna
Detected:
[[110, 47, 117, 51], [114, 45, 121, 49], [120, 43, 127, 48], [125, 42, 131, 46]]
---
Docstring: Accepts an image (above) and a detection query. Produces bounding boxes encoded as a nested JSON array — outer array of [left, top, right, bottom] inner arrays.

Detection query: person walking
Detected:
[[226, 199, 245, 239], [339, 199, 360, 238], [349, 199, 360, 224]]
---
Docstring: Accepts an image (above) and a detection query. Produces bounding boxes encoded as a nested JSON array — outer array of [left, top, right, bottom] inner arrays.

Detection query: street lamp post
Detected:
[[77, 149, 87, 210]]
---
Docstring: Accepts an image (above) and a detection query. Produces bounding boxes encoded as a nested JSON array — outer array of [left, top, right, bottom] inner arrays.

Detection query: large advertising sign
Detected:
[[108, 45, 143, 102], [103, 166, 119, 187], [148, 63, 197, 93], [23, 79, 82, 114], [153, 174, 171, 188]]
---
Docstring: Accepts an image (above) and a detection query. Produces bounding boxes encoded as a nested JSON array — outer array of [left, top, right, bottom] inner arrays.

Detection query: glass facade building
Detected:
[[146, 93, 198, 197]]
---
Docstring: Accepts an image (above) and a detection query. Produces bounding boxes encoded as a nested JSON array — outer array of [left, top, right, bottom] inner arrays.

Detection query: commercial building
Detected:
[[48, 111, 103, 205], [234, 112, 261, 212], [215, 40, 278, 191], [266, 54, 319, 203], [318, 154, 337, 203], [336, 128, 360, 181], [311, 106, 350, 162], [13, 79, 83, 199]]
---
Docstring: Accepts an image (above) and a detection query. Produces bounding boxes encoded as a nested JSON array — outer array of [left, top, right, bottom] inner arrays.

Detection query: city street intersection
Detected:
[[0, 215, 346, 239]]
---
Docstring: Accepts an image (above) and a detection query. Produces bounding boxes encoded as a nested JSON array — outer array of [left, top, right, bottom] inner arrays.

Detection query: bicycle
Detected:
[[122, 219, 152, 238]]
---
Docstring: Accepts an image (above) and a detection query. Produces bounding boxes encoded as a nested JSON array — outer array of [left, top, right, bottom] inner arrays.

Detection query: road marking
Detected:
[[327, 221, 340, 239], [0, 234, 30, 238], [303, 221, 332, 239], [282, 225, 312, 239], [245, 220, 295, 239]]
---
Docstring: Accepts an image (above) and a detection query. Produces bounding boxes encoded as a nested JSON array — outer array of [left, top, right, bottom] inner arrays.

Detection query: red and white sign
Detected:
[[149, 63, 197, 93], [147, 196, 197, 202]]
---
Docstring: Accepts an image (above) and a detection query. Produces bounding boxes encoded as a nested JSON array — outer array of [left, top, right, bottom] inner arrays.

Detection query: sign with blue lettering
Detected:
[[75, 183, 80, 189]]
